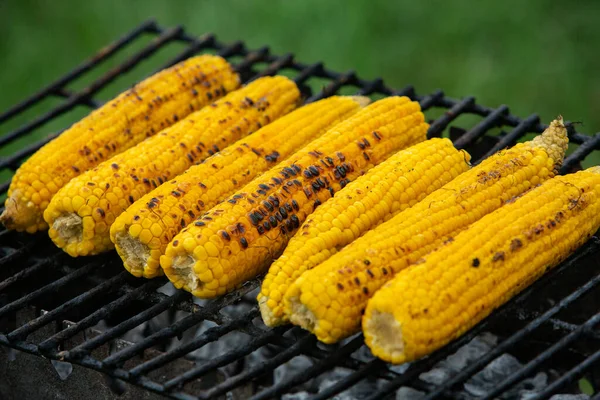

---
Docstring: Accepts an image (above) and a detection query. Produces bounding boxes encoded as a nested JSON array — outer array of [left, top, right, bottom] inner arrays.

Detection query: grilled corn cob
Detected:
[[162, 96, 428, 298], [364, 166, 600, 364], [1, 55, 240, 233], [259, 138, 471, 327], [284, 117, 568, 343], [44, 76, 300, 256], [111, 96, 369, 278]]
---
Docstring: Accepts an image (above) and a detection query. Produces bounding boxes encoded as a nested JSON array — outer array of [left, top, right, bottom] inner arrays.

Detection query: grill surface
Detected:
[[1, 20, 599, 400]]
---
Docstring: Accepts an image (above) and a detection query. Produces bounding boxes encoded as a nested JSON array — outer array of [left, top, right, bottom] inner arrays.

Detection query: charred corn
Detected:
[[258, 138, 471, 327], [111, 96, 369, 278], [44, 76, 300, 256], [162, 97, 428, 298], [284, 117, 568, 343], [1, 55, 240, 233], [364, 166, 600, 364]]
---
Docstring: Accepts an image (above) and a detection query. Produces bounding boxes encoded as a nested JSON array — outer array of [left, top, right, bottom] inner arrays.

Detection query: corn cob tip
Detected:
[[349, 96, 371, 108], [363, 310, 405, 363], [113, 230, 152, 278], [286, 293, 320, 334], [258, 297, 284, 327], [50, 213, 83, 253], [1, 190, 45, 233], [529, 116, 568, 169]]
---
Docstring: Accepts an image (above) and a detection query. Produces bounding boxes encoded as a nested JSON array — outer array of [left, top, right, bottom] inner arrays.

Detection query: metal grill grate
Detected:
[[1, 20, 599, 400]]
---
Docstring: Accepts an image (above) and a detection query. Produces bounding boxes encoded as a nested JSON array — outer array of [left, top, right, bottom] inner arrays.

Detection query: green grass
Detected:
[[1, 0, 599, 155]]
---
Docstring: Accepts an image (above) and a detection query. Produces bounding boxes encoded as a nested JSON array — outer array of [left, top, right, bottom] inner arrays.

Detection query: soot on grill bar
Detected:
[[0, 20, 599, 400]]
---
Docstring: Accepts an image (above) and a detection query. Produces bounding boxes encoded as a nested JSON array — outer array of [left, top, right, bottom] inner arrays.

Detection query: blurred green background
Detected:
[[1, 0, 599, 158]]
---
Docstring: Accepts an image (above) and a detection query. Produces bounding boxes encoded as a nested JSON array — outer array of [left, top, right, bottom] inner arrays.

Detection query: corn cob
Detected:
[[258, 138, 471, 327], [0, 55, 240, 234], [162, 97, 428, 298], [44, 76, 300, 256], [364, 166, 600, 364], [111, 96, 369, 279], [284, 117, 568, 344]]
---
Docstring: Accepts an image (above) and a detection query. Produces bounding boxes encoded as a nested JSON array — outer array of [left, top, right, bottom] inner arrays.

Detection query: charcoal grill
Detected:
[[1, 20, 599, 400]]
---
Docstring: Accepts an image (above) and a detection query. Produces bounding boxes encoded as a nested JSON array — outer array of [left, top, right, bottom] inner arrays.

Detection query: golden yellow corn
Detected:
[[1, 55, 240, 233], [284, 117, 568, 344], [258, 138, 471, 327], [44, 76, 300, 257], [364, 166, 600, 364], [111, 96, 369, 278], [162, 96, 428, 298]]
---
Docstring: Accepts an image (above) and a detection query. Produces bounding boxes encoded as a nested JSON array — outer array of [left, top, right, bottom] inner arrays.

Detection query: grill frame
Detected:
[[0, 20, 599, 400]]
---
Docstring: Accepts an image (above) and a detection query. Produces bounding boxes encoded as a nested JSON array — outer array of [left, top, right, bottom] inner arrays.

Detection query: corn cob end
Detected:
[[363, 309, 405, 364], [529, 116, 569, 169], [349, 96, 371, 108], [1, 190, 47, 233], [285, 283, 338, 343], [47, 212, 84, 257], [113, 230, 158, 278], [258, 296, 285, 327]]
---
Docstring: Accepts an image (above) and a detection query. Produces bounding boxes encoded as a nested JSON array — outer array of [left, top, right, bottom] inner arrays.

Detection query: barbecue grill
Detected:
[[1, 20, 599, 400]]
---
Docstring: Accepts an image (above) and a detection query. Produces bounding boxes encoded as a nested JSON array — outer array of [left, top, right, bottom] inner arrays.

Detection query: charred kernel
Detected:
[[354, 277, 361, 285], [111, 163, 119, 170], [304, 170, 313, 179], [143, 178, 151, 186], [180, 219, 186, 227], [510, 238, 523, 252], [263, 221, 271, 231], [293, 180, 302, 186], [337, 152, 346, 162], [291, 200, 299, 211], [308, 166, 319, 176], [275, 213, 283, 222], [97, 208, 106, 217], [240, 237, 249, 248], [194, 221, 205, 227], [328, 187, 335, 197], [172, 191, 181, 197], [284, 203, 293, 213], [187, 210, 195, 218], [269, 196, 280, 207], [290, 215, 300, 228], [337, 283, 344, 290], [272, 177, 282, 185], [220, 230, 231, 241], [303, 188, 312, 198], [363, 287, 369, 295], [279, 207, 288, 219], [367, 269, 374, 277], [280, 225, 287, 234], [492, 252, 505, 262], [364, 259, 371, 265], [472, 258, 480, 267], [228, 199, 237, 204], [263, 201, 274, 211], [358, 141, 365, 150], [133, 215, 140, 221], [257, 189, 267, 195], [286, 219, 294, 231], [257, 225, 265, 234], [311, 181, 321, 191], [252, 148, 262, 156], [259, 184, 270, 191], [265, 151, 280, 163], [372, 131, 381, 140], [363, 152, 370, 161], [382, 267, 389, 275], [313, 199, 321, 210], [269, 216, 278, 227]]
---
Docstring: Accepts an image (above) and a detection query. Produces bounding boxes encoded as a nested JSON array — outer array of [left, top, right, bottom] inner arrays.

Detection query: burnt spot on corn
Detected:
[[194, 221, 205, 227], [96, 208, 105, 218], [364, 259, 371, 265], [265, 151, 280, 163], [220, 230, 231, 241], [363, 152, 371, 161], [133, 215, 140, 221], [492, 252, 505, 262], [172, 240, 179, 247], [291, 200, 299, 211], [240, 237, 249, 248], [366, 269, 374, 277], [510, 238, 523, 252], [354, 277, 361, 285], [72, 166, 80, 173], [180, 219, 186, 228], [313, 199, 321, 210], [337, 283, 344, 290], [372, 131, 381, 140], [362, 287, 369, 295], [128, 195, 135, 204]]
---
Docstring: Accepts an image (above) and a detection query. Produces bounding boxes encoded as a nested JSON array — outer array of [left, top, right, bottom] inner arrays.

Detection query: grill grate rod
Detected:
[[0, 26, 183, 149], [0, 20, 157, 124], [38, 278, 167, 353], [7, 272, 130, 341], [483, 311, 600, 400]]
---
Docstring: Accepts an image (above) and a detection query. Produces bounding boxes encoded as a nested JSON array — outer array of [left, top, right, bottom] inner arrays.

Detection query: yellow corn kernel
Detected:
[[111, 96, 369, 278], [258, 138, 471, 327], [284, 117, 569, 344], [44, 76, 300, 257], [364, 166, 600, 364], [162, 96, 429, 298], [1, 55, 240, 233]]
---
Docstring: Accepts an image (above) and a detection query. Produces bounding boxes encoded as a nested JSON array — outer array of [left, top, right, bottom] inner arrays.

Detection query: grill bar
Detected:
[[38, 279, 166, 352], [0, 26, 183, 148], [0, 20, 156, 124], [1, 20, 599, 400]]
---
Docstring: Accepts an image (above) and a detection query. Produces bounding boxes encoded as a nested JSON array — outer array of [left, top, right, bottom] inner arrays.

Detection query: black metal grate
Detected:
[[1, 20, 599, 400]]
